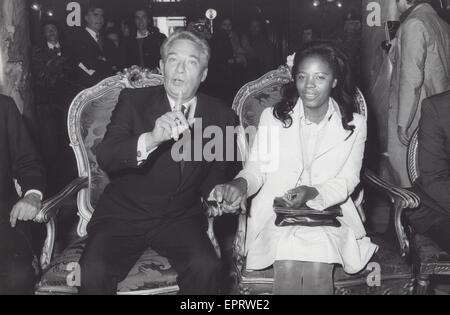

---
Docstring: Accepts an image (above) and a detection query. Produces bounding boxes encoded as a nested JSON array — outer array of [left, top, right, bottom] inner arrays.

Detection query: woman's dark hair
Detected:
[[273, 41, 356, 132]]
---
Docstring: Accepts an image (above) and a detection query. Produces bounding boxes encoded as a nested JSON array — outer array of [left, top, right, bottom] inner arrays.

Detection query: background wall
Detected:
[[1, 0, 36, 133]]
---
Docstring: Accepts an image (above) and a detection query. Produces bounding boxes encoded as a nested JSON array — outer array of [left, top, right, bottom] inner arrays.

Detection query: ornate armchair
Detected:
[[403, 129, 450, 294], [34, 67, 220, 295], [231, 65, 416, 295]]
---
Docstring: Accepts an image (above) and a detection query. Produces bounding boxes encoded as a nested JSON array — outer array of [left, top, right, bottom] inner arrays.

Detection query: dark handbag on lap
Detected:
[[273, 197, 343, 227]]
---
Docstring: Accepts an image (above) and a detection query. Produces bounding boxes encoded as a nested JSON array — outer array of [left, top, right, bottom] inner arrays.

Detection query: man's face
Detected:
[[44, 24, 58, 43], [302, 29, 313, 43], [160, 39, 208, 103], [396, 0, 410, 13], [135, 10, 149, 32], [85, 8, 104, 32], [221, 19, 232, 33], [249, 21, 262, 37]]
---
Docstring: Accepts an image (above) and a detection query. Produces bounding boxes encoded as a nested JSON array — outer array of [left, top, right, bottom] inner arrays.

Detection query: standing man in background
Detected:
[[387, 0, 450, 186], [125, 8, 166, 71], [71, 5, 116, 89]]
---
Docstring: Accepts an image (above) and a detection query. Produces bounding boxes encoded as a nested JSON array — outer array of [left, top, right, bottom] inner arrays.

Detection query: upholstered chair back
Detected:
[[67, 67, 164, 235]]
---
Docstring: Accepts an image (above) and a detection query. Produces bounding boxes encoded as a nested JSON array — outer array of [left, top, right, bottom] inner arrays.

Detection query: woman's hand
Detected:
[[283, 185, 319, 208], [211, 178, 248, 215]]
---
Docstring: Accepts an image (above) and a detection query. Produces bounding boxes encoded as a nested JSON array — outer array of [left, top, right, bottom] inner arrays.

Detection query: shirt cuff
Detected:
[[305, 187, 326, 210], [234, 171, 260, 197], [25, 190, 43, 201], [137, 133, 158, 165]]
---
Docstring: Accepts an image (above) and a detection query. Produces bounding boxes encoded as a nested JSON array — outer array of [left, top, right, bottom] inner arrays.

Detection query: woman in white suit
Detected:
[[212, 42, 377, 294]]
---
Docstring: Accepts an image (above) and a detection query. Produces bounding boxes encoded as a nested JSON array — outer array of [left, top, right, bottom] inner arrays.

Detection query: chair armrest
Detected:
[[362, 169, 420, 209], [203, 201, 247, 275], [362, 169, 421, 257], [34, 177, 89, 224], [232, 213, 247, 282]]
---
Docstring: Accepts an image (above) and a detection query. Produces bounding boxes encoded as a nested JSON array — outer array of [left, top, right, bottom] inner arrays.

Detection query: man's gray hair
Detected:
[[160, 30, 210, 66]]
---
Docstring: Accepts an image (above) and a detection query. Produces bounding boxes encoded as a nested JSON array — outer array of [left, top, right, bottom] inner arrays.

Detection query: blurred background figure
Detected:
[[337, 11, 362, 80], [241, 18, 275, 81], [292, 23, 321, 52], [387, 0, 450, 187], [220, 17, 247, 69], [32, 21, 77, 196], [187, 17, 212, 42], [105, 28, 125, 72], [71, 5, 116, 89], [204, 17, 246, 103], [120, 19, 132, 40], [124, 8, 166, 72]]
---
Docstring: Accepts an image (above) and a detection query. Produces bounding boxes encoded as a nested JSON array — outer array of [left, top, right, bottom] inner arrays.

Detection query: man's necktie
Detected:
[[96, 33, 104, 51], [179, 104, 189, 175], [181, 104, 188, 117]]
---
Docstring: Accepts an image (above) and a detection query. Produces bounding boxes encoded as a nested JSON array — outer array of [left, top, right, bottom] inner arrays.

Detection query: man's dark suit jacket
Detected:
[[0, 95, 45, 218], [90, 85, 239, 231], [71, 29, 115, 89], [408, 90, 450, 233], [124, 30, 166, 71]]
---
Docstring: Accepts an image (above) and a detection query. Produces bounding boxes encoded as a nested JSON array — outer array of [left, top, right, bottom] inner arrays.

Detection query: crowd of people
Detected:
[[1, 0, 450, 296]]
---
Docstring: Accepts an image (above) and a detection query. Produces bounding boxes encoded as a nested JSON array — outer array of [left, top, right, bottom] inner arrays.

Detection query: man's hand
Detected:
[[210, 178, 248, 215], [397, 126, 411, 146], [10, 193, 42, 228], [145, 110, 189, 149], [283, 185, 319, 208], [145, 92, 194, 150]]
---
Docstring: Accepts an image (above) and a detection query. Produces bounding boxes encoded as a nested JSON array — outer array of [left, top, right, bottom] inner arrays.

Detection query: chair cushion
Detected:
[[36, 237, 178, 294], [240, 235, 414, 295]]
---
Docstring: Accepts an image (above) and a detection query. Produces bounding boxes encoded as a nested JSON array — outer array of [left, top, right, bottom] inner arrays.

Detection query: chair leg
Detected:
[[416, 274, 431, 295]]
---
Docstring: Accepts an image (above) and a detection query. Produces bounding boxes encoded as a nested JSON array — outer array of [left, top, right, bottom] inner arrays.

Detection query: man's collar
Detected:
[[47, 42, 60, 49], [166, 94, 197, 110], [85, 27, 99, 41]]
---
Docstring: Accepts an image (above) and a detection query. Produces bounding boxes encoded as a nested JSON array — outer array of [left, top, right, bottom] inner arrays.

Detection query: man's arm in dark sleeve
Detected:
[[417, 97, 450, 211], [6, 97, 46, 196], [200, 111, 242, 199], [96, 89, 142, 173]]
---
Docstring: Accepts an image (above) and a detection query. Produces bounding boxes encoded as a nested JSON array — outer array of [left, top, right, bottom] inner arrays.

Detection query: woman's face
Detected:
[[295, 55, 337, 111]]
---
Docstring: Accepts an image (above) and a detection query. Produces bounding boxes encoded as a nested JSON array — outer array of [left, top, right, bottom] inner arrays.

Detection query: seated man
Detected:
[[0, 95, 45, 294], [79, 30, 239, 295], [407, 90, 450, 254]]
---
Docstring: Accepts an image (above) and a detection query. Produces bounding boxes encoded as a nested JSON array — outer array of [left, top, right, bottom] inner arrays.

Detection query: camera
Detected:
[[193, 22, 205, 33]]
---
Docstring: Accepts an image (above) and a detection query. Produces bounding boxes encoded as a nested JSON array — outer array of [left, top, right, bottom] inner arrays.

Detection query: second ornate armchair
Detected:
[[34, 67, 220, 295], [403, 129, 450, 294], [231, 65, 417, 295]]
